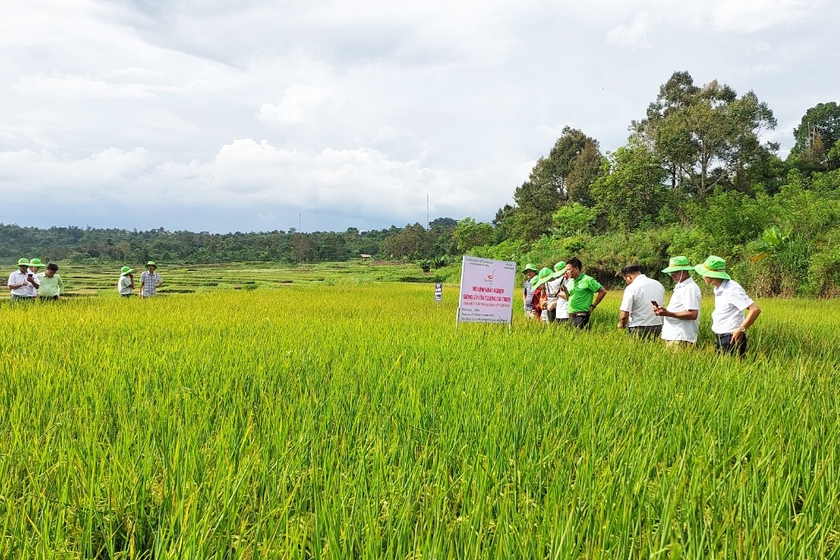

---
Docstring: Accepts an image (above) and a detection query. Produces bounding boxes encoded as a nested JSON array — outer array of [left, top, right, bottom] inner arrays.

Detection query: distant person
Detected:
[[694, 256, 761, 358], [530, 267, 554, 322], [118, 266, 135, 297], [8, 258, 38, 303], [36, 263, 64, 301], [139, 261, 163, 297], [617, 264, 665, 339], [546, 261, 571, 323], [654, 256, 701, 347], [522, 263, 538, 318], [560, 258, 607, 329]]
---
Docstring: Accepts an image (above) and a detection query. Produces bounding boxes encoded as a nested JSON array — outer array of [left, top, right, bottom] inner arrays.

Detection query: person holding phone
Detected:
[[617, 264, 665, 339], [654, 256, 701, 347], [7, 258, 38, 303]]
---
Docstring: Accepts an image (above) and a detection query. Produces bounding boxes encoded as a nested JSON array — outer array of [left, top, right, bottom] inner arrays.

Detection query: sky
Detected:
[[1, 0, 838, 233]]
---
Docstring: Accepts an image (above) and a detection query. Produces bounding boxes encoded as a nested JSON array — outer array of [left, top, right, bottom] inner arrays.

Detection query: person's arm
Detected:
[[731, 303, 761, 342], [57, 276, 64, 298], [655, 306, 698, 320], [29, 274, 40, 289], [129, 274, 135, 290], [590, 286, 607, 311], [617, 310, 630, 328]]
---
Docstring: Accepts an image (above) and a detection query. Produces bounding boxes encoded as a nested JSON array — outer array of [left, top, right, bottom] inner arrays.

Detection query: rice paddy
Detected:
[[1, 273, 838, 558]]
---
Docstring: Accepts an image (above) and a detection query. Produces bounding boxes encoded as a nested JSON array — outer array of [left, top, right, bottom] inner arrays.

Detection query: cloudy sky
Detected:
[[1, 0, 837, 233]]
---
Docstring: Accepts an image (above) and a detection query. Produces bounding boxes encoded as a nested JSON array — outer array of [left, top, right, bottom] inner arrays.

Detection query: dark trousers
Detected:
[[570, 312, 590, 329], [716, 332, 747, 358], [628, 325, 662, 340]]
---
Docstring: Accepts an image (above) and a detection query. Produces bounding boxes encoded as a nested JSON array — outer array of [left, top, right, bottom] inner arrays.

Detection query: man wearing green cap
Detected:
[[118, 266, 135, 297], [7, 258, 38, 303], [654, 256, 701, 346], [139, 261, 163, 297], [522, 263, 538, 318], [560, 257, 607, 329], [694, 255, 761, 357]]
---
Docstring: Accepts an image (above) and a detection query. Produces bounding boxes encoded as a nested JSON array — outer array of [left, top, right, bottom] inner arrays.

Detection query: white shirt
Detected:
[[8, 270, 37, 297], [711, 279, 754, 334], [661, 276, 701, 342], [118, 275, 133, 295], [619, 274, 665, 328], [547, 277, 573, 319]]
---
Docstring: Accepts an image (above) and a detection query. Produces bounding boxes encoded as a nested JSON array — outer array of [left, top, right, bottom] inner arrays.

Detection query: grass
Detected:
[[0, 282, 838, 558]]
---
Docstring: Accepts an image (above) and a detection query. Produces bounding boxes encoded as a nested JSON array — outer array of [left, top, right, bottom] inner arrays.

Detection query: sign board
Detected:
[[457, 256, 516, 324], [434, 283, 443, 302]]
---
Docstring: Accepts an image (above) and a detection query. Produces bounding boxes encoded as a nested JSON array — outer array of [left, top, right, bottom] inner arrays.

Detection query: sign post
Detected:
[[434, 283, 443, 304], [456, 256, 516, 327]]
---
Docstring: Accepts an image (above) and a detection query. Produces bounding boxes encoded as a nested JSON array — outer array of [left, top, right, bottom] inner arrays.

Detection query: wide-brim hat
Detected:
[[694, 255, 731, 280], [29, 258, 46, 268], [17, 258, 30, 266], [551, 261, 567, 279], [522, 263, 538, 274], [146, 261, 157, 269], [531, 267, 554, 289], [121, 266, 134, 275], [662, 256, 694, 273]]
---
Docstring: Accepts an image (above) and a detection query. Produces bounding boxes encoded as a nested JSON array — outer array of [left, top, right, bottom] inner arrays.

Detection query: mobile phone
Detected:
[[651, 300, 659, 307]]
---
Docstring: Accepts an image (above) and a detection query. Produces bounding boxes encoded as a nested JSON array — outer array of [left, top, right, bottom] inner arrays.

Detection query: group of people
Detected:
[[6, 259, 164, 301], [523, 256, 761, 357], [6, 258, 64, 301], [118, 261, 164, 297]]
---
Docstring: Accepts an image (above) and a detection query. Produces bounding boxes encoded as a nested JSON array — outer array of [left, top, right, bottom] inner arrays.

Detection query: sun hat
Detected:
[[29, 258, 46, 268], [17, 258, 30, 266], [522, 263, 538, 274], [693, 255, 731, 280], [146, 261, 157, 269], [551, 261, 567, 278], [530, 267, 554, 288], [121, 266, 134, 275], [662, 256, 694, 273]]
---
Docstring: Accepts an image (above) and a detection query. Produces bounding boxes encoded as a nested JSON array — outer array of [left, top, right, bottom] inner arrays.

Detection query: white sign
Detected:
[[434, 283, 443, 302], [457, 256, 516, 324]]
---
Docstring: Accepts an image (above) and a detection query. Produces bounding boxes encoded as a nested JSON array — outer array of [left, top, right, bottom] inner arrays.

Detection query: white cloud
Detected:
[[259, 84, 336, 124], [606, 11, 652, 49]]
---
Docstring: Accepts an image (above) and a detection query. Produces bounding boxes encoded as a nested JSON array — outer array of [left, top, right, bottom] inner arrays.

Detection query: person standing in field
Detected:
[[546, 261, 571, 324], [560, 257, 607, 330], [118, 266, 135, 297], [8, 258, 39, 303], [531, 267, 554, 322], [28, 258, 47, 277], [654, 256, 701, 347], [36, 263, 64, 301], [617, 264, 665, 339], [694, 256, 761, 358], [522, 263, 538, 318], [139, 261, 163, 297]]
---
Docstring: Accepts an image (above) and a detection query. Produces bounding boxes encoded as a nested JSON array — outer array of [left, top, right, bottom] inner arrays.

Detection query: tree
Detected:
[[565, 140, 603, 206], [589, 145, 669, 232], [632, 71, 778, 199], [790, 102, 840, 171], [453, 218, 494, 253]]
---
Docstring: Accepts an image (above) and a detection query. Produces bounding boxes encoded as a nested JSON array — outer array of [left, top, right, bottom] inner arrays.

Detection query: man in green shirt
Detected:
[[36, 263, 64, 300], [560, 257, 607, 329]]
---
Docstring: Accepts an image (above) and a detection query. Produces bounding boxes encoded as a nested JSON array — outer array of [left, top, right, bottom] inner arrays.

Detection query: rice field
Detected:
[[1, 282, 839, 558]]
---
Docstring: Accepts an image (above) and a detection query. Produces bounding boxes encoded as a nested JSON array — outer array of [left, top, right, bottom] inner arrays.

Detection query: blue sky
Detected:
[[1, 0, 838, 233]]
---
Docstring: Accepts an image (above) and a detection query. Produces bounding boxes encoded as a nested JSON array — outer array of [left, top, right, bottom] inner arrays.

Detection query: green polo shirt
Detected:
[[36, 273, 64, 298], [567, 273, 602, 313]]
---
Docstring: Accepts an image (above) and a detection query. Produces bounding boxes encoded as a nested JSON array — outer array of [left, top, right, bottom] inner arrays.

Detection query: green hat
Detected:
[[522, 263, 538, 274], [530, 267, 554, 288], [121, 266, 134, 275], [146, 261, 157, 269], [693, 255, 731, 280], [551, 261, 567, 278], [29, 258, 46, 268], [662, 256, 694, 273], [17, 258, 30, 267]]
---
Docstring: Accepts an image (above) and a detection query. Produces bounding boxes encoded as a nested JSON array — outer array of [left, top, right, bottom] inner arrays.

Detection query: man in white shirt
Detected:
[[654, 256, 701, 346], [617, 264, 665, 339], [545, 261, 572, 323], [7, 258, 38, 303], [694, 255, 761, 358]]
